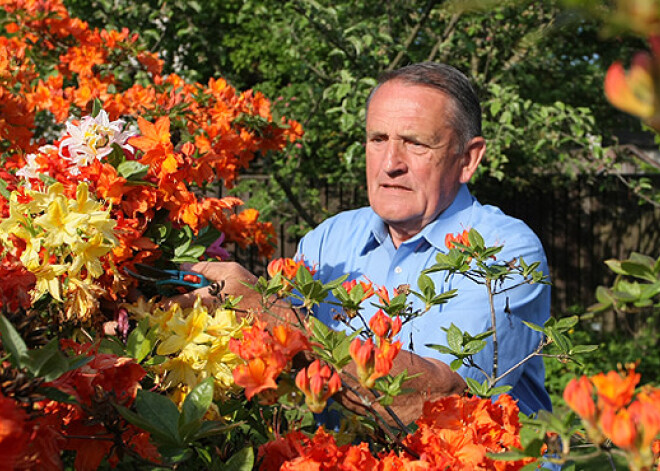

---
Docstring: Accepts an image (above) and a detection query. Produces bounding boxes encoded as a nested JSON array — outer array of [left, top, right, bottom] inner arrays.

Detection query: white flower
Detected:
[[15, 153, 40, 187], [58, 110, 136, 168]]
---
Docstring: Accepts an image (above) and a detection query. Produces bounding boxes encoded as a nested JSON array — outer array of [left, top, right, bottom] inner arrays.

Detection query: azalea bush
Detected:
[[0, 0, 660, 470]]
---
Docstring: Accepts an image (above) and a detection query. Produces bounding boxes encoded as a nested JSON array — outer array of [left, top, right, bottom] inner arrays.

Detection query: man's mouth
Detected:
[[381, 183, 411, 191]]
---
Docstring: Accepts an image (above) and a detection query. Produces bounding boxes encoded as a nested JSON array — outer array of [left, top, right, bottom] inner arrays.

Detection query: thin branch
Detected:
[[272, 171, 318, 228], [613, 171, 660, 209], [387, 0, 440, 71], [427, 12, 461, 62], [291, 1, 360, 69], [492, 338, 548, 385], [340, 381, 419, 458], [486, 280, 499, 381]]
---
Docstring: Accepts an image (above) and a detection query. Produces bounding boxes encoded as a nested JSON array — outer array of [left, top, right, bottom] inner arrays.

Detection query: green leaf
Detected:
[[117, 161, 150, 180], [224, 447, 255, 471], [467, 228, 485, 248], [126, 320, 153, 362], [466, 377, 485, 396], [25, 340, 69, 381], [445, 323, 463, 351], [522, 321, 545, 333], [0, 315, 28, 368], [115, 403, 181, 446], [0, 179, 11, 200], [179, 378, 214, 441], [91, 98, 102, 117], [134, 389, 181, 445], [569, 344, 598, 355], [554, 316, 578, 331], [620, 261, 656, 282]]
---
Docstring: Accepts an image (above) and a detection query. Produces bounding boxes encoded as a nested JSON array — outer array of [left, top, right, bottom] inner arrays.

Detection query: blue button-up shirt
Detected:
[[297, 184, 552, 416]]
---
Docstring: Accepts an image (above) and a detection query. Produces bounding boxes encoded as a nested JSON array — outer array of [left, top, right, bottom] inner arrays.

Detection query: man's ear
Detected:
[[459, 136, 486, 184]]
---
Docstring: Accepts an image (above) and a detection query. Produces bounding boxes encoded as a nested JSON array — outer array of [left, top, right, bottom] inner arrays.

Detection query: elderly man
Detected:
[[179, 62, 552, 423]]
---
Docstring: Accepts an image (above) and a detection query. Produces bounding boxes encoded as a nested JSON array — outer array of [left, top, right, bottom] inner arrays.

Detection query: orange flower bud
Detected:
[[369, 310, 390, 338], [563, 376, 596, 421], [599, 406, 637, 450], [295, 359, 341, 413]]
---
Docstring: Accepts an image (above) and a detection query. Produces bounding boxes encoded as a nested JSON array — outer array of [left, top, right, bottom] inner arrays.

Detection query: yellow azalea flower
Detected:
[[148, 303, 179, 332], [0, 201, 32, 242], [206, 306, 248, 337], [205, 340, 241, 390], [70, 232, 114, 278], [120, 296, 159, 320], [30, 259, 68, 302], [19, 236, 43, 271], [24, 182, 66, 213], [63, 277, 105, 323], [34, 195, 89, 248], [158, 356, 199, 389], [157, 298, 213, 355]]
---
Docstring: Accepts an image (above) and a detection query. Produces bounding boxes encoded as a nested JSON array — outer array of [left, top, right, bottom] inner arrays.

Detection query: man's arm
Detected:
[[167, 261, 466, 425]]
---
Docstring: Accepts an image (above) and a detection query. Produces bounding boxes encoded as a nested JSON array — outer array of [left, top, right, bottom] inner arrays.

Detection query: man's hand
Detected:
[[336, 351, 467, 427], [169, 261, 260, 310], [168, 261, 298, 327]]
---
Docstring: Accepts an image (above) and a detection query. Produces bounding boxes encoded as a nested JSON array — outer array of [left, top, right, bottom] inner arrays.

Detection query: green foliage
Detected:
[[64, 0, 644, 232]]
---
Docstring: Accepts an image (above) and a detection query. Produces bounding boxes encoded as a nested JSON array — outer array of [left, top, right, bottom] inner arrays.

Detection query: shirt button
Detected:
[[394, 266, 402, 274]]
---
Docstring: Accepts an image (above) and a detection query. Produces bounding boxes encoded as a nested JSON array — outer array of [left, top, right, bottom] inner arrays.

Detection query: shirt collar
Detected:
[[361, 184, 475, 254]]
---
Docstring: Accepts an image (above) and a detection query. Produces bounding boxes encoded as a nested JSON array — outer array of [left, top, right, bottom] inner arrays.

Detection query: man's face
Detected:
[[366, 80, 481, 245]]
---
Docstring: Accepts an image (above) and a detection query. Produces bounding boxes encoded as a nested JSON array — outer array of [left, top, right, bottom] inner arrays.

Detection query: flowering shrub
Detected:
[[0, 0, 659, 470]]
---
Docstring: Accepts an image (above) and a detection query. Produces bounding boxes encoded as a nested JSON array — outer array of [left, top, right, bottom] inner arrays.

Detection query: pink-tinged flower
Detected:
[[604, 36, 660, 131], [59, 110, 136, 169], [295, 360, 341, 413], [205, 233, 230, 260]]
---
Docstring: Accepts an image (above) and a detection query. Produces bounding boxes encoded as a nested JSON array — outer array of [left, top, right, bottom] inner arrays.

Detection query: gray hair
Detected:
[[367, 62, 482, 154]]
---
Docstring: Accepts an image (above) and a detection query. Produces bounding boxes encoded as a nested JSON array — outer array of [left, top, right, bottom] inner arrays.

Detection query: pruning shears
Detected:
[[125, 263, 211, 293]]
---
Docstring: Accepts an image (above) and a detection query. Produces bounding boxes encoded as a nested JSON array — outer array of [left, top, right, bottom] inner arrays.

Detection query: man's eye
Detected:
[[405, 140, 428, 153]]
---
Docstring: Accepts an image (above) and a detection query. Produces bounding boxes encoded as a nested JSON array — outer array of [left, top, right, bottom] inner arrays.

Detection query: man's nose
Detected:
[[382, 139, 407, 175]]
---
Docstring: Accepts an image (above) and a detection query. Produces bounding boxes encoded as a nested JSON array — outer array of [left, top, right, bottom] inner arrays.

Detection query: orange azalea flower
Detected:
[[604, 36, 660, 132], [369, 310, 402, 342], [599, 406, 637, 450], [295, 359, 341, 413], [349, 337, 401, 388], [631, 389, 660, 449], [272, 324, 312, 358], [233, 356, 284, 401], [563, 376, 597, 422], [342, 279, 375, 302], [592, 365, 640, 409], [0, 393, 30, 471], [445, 229, 470, 250], [373, 340, 402, 383]]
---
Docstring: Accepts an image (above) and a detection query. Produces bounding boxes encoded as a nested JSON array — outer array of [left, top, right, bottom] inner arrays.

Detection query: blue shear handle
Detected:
[[155, 270, 211, 289]]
